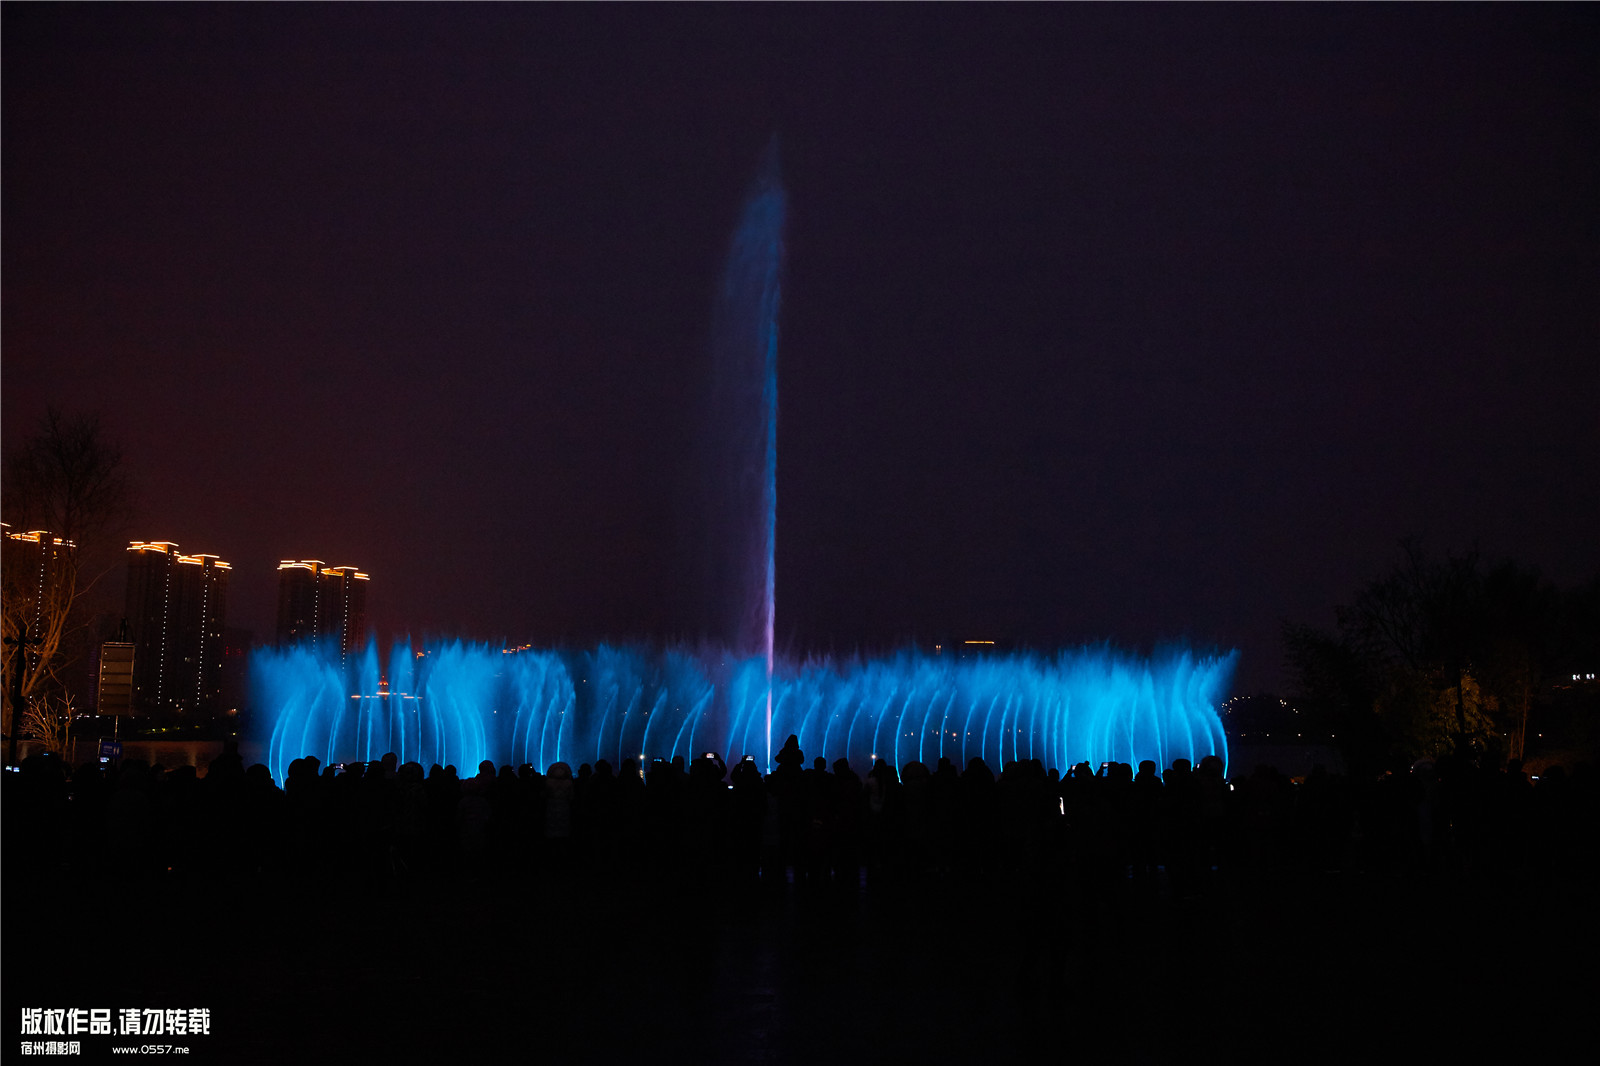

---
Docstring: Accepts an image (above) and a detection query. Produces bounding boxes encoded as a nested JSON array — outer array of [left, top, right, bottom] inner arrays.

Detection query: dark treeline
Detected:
[[8, 733, 1595, 897], [1286, 542, 1600, 776]]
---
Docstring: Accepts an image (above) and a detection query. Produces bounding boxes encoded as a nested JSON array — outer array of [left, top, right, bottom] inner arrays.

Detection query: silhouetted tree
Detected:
[[2, 408, 132, 748], [1285, 540, 1596, 769]]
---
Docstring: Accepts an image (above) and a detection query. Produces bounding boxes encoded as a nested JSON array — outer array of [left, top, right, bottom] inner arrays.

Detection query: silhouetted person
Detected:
[[456, 761, 495, 867], [392, 761, 429, 882], [1131, 759, 1164, 884], [1164, 758, 1201, 898], [769, 735, 807, 879], [804, 756, 836, 883], [901, 760, 933, 878], [831, 758, 864, 886], [864, 759, 904, 882], [958, 757, 998, 873], [729, 756, 767, 885], [544, 762, 576, 867], [685, 752, 729, 877]]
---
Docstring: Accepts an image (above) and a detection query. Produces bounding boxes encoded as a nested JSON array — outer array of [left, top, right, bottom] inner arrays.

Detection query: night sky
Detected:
[[4, 5, 1595, 695]]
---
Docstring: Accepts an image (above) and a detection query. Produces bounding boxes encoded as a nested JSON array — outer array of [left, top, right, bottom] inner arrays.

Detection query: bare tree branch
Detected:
[[2, 408, 133, 742]]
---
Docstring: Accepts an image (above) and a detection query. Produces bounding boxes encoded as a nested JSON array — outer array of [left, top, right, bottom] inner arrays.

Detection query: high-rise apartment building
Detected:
[[2, 526, 74, 642], [275, 560, 368, 662], [1, 527, 75, 714], [124, 541, 230, 717]]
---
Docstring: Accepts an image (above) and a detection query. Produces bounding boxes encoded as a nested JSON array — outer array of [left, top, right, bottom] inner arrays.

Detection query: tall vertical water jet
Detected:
[[705, 139, 785, 768]]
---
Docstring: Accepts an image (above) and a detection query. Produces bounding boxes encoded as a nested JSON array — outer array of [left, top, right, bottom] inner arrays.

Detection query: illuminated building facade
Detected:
[[124, 541, 230, 717], [2, 525, 75, 642], [275, 560, 368, 662], [1, 527, 76, 699]]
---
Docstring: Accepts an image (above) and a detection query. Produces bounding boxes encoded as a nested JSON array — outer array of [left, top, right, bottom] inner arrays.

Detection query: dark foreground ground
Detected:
[[7, 854, 1593, 1064]]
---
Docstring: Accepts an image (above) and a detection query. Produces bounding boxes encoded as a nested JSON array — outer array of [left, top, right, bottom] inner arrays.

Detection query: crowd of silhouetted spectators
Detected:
[[6, 735, 1595, 897]]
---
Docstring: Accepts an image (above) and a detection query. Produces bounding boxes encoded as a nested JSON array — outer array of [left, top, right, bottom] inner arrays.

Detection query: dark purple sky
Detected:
[[5, 5, 1595, 694]]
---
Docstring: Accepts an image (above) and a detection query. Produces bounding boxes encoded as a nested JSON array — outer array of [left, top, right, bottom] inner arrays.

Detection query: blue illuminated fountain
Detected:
[[260, 640, 1233, 786], [254, 145, 1236, 783]]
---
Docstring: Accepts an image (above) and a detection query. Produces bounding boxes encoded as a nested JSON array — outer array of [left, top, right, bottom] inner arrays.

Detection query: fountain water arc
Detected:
[[257, 639, 1234, 786]]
